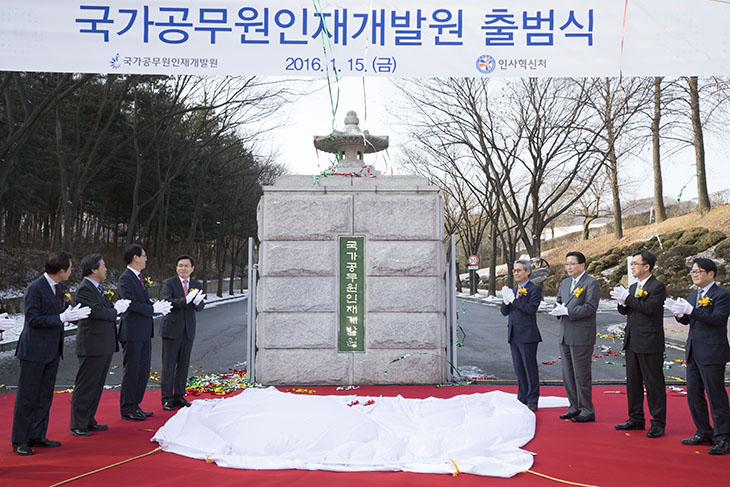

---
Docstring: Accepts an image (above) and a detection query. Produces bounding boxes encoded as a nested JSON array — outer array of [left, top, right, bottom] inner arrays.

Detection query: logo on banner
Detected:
[[109, 53, 121, 70], [475, 54, 496, 75]]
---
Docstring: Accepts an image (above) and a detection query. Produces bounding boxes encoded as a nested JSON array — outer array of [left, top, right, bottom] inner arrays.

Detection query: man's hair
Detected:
[[45, 251, 72, 275], [80, 253, 104, 277], [693, 257, 717, 278], [566, 251, 586, 265], [633, 250, 656, 271], [176, 254, 195, 267], [515, 259, 532, 273], [124, 244, 144, 265]]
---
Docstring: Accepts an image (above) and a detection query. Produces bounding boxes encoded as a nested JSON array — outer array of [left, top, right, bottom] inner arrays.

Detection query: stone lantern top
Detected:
[[313, 110, 389, 169]]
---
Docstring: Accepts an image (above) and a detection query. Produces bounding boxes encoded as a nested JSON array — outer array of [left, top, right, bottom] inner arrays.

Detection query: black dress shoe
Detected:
[[137, 409, 154, 417], [527, 403, 538, 412], [28, 437, 61, 447], [12, 443, 34, 456], [708, 439, 730, 455], [88, 424, 108, 431], [162, 401, 177, 411], [647, 425, 665, 438], [177, 398, 192, 407], [614, 420, 645, 430], [121, 411, 146, 421], [70, 429, 92, 437], [681, 434, 714, 446], [559, 411, 580, 420], [571, 415, 595, 423]]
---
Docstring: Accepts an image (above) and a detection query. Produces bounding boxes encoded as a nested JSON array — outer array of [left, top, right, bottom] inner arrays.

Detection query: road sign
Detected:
[[468, 255, 479, 266], [467, 265, 479, 270]]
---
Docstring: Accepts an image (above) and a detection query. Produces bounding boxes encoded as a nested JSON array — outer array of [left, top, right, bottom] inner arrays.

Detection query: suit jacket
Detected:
[[75, 278, 119, 356], [500, 280, 543, 344], [617, 276, 666, 354], [556, 273, 600, 346], [676, 283, 730, 365], [161, 276, 204, 340], [117, 268, 154, 342], [16, 275, 69, 362]]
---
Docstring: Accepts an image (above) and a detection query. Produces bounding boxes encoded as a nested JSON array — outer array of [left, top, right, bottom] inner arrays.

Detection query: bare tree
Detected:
[[651, 77, 668, 222], [687, 76, 712, 215]]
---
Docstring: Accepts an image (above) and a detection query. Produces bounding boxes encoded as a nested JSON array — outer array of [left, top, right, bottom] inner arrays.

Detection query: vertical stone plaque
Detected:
[[338, 235, 365, 352]]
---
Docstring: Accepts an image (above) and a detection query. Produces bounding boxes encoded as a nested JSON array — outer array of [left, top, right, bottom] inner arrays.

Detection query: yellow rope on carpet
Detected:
[[49, 446, 166, 487], [525, 469, 599, 487], [448, 458, 461, 476]]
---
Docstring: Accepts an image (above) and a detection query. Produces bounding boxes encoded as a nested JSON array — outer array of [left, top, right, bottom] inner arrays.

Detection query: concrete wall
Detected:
[[255, 175, 446, 385]]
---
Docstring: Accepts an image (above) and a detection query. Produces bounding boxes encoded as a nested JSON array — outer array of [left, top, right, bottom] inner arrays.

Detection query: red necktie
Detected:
[[55, 284, 62, 312], [183, 279, 188, 296], [139, 273, 145, 287]]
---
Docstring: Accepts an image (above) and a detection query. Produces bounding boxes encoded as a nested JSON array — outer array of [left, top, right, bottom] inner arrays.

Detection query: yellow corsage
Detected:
[[698, 295, 712, 307], [144, 277, 153, 288], [635, 288, 648, 298], [189, 288, 198, 294], [103, 289, 115, 300], [517, 287, 528, 297], [573, 287, 584, 298], [63, 290, 73, 303]]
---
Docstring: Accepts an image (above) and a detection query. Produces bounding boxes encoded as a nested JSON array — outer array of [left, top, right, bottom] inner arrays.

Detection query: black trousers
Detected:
[[71, 353, 113, 430], [625, 348, 666, 426], [161, 330, 194, 403], [120, 339, 151, 415], [686, 353, 730, 441], [510, 341, 540, 405], [12, 356, 60, 444]]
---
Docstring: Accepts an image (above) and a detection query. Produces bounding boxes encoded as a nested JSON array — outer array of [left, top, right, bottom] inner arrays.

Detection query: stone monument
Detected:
[[256, 111, 446, 385]]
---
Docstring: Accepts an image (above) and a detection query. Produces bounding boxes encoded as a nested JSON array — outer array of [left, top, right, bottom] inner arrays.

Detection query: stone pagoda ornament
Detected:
[[313, 110, 389, 176]]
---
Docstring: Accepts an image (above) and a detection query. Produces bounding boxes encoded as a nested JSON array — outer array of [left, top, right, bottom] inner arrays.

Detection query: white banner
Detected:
[[1, 0, 729, 77]]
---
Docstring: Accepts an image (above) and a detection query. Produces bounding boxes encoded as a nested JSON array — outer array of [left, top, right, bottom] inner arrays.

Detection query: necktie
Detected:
[[139, 273, 145, 287], [570, 279, 577, 293], [697, 289, 704, 306], [183, 279, 189, 296], [55, 284, 62, 312], [635, 282, 643, 297]]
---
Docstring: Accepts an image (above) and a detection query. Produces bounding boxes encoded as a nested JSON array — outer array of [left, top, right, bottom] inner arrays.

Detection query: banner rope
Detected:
[[48, 446, 167, 486], [525, 469, 600, 487]]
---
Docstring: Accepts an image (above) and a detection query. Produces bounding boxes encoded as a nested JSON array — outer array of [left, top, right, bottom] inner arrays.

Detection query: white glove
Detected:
[[185, 288, 199, 304], [675, 297, 694, 316], [59, 303, 91, 323], [610, 286, 629, 305], [501, 286, 515, 305], [153, 300, 172, 316], [664, 298, 686, 317], [193, 292, 206, 305], [0, 313, 14, 332], [549, 303, 569, 317], [113, 299, 131, 315]]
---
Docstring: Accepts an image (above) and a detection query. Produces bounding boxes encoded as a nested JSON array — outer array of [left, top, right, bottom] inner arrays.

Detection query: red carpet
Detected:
[[0, 385, 727, 486]]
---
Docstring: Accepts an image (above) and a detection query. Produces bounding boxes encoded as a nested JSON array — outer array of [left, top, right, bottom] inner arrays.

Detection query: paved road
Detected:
[[0, 297, 695, 390]]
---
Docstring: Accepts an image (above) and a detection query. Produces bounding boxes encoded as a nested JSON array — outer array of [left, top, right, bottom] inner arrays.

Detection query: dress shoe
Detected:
[[137, 409, 154, 417], [707, 439, 730, 455], [177, 398, 192, 407], [12, 443, 34, 456], [680, 434, 714, 446], [28, 437, 61, 447], [527, 403, 538, 412], [646, 425, 665, 438], [88, 424, 108, 431], [570, 415, 595, 423], [162, 401, 177, 411], [121, 411, 146, 421], [559, 411, 580, 420], [70, 429, 92, 437], [614, 420, 645, 430]]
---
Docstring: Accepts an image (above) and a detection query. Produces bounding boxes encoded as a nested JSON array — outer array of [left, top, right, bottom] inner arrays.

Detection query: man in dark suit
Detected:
[[500, 260, 543, 412], [611, 250, 667, 438], [549, 251, 600, 423], [160, 255, 206, 410], [117, 244, 171, 421], [11, 252, 90, 455], [70, 254, 130, 437], [666, 258, 730, 455]]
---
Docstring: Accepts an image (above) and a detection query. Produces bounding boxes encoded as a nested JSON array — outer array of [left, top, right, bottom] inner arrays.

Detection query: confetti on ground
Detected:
[[288, 388, 317, 394], [542, 360, 557, 365], [186, 368, 253, 396]]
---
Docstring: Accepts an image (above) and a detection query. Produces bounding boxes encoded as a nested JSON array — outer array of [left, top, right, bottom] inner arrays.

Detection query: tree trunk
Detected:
[[488, 224, 497, 296], [688, 76, 712, 215], [651, 77, 667, 222]]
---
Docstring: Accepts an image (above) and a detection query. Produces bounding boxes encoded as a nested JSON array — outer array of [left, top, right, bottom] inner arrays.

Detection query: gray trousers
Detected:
[[560, 343, 595, 417]]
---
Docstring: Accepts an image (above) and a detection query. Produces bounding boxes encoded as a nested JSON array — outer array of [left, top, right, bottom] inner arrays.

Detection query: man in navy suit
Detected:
[[70, 254, 130, 437], [500, 260, 543, 412], [611, 250, 667, 438], [160, 255, 206, 410], [666, 258, 730, 455], [117, 244, 171, 421], [11, 252, 90, 455]]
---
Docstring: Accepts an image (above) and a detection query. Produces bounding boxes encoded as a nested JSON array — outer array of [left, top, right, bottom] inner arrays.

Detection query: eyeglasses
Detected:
[[689, 270, 708, 276], [630, 261, 647, 267]]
